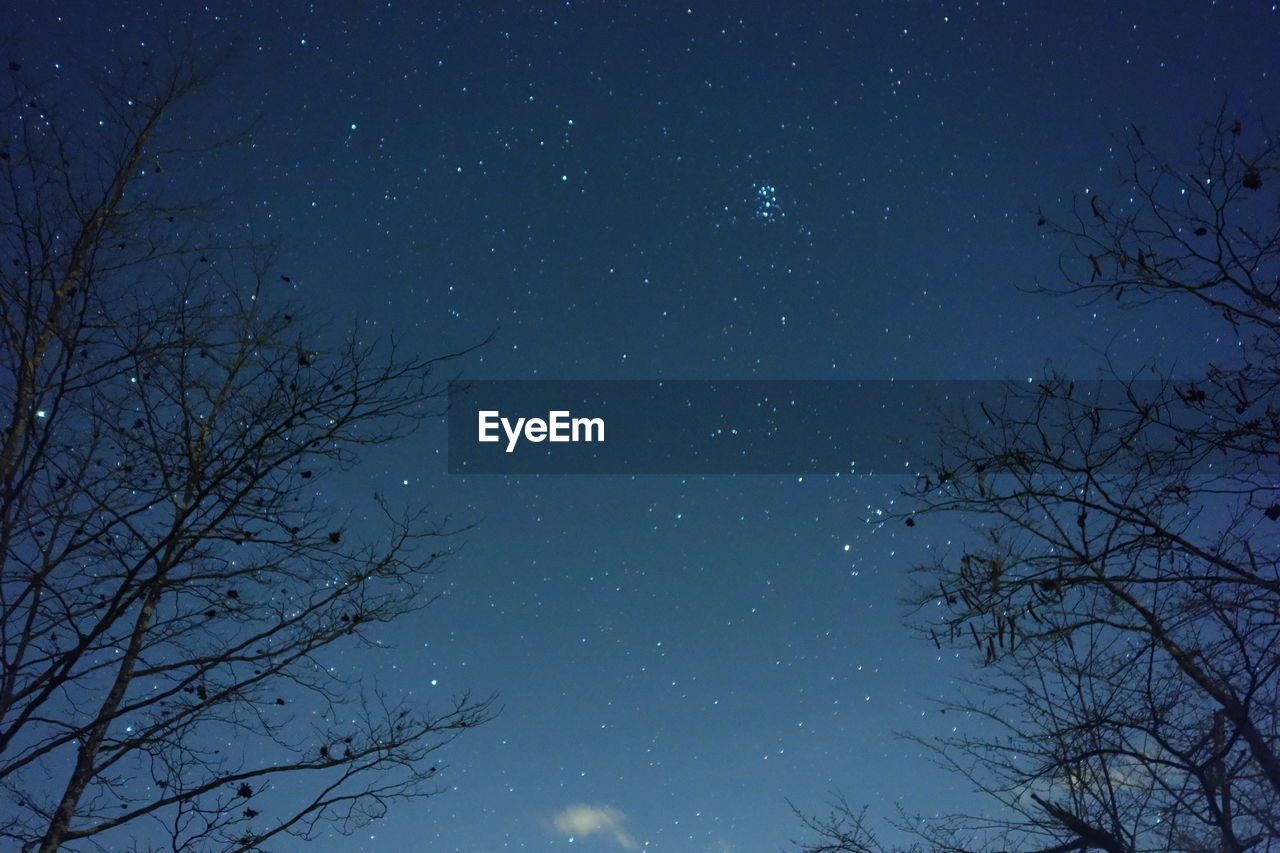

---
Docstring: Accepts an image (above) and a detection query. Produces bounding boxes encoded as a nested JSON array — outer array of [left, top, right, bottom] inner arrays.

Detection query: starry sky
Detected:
[[9, 1, 1279, 851]]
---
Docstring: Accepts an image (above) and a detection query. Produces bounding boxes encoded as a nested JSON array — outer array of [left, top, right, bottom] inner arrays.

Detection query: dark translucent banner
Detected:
[[445, 379, 1210, 475]]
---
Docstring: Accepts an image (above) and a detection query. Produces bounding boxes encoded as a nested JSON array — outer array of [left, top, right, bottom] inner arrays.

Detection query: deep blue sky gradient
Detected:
[[9, 2, 1278, 850]]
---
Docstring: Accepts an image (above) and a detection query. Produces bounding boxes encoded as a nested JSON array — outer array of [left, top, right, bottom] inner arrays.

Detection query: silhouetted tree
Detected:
[[798, 110, 1279, 852], [0, 55, 492, 852]]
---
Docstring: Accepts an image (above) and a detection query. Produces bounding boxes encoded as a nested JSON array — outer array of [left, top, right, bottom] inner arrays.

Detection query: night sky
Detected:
[[10, 2, 1279, 851]]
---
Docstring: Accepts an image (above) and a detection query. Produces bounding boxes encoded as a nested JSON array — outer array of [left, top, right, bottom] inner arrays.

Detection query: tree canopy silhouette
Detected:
[[797, 110, 1279, 852], [0, 55, 492, 852]]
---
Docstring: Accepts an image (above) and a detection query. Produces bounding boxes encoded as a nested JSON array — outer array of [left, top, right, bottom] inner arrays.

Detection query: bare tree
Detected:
[[0, 55, 492, 852], [797, 111, 1280, 852]]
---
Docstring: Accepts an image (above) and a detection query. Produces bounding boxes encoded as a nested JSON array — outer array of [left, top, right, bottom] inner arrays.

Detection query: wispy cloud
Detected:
[[551, 804, 639, 850]]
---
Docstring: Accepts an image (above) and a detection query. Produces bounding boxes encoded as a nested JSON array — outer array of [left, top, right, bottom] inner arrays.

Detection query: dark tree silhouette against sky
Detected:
[[0, 55, 491, 852], [795, 111, 1280, 853]]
